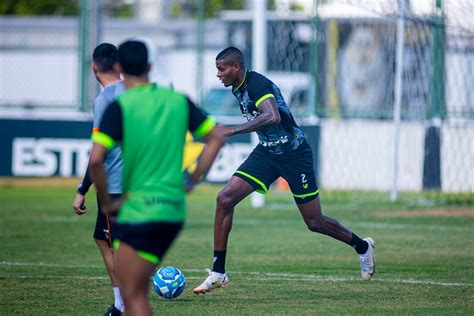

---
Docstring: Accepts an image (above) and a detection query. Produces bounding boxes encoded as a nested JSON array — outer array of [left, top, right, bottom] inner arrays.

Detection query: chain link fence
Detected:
[[0, 17, 79, 110]]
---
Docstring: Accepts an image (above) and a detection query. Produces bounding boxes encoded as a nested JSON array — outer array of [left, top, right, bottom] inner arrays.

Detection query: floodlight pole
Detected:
[[391, 0, 407, 201], [250, 0, 267, 208]]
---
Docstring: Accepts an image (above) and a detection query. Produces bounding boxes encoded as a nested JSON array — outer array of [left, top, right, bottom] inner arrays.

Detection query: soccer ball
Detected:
[[152, 266, 186, 299]]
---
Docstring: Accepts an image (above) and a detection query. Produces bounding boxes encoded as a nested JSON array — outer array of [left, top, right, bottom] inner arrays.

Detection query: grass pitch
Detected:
[[0, 179, 473, 315]]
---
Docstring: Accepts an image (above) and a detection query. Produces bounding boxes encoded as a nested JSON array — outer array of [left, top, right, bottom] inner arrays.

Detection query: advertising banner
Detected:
[[1, 118, 320, 182]]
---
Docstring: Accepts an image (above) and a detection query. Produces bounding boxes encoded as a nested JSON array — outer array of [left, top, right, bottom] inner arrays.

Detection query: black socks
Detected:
[[212, 250, 227, 273], [351, 233, 369, 255]]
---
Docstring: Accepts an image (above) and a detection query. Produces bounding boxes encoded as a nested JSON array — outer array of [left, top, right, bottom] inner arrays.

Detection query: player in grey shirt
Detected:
[[71, 43, 124, 316], [92, 80, 124, 194]]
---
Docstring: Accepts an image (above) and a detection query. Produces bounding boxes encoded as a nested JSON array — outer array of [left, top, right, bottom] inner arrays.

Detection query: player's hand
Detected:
[[101, 193, 129, 215], [183, 170, 196, 193], [72, 193, 87, 215]]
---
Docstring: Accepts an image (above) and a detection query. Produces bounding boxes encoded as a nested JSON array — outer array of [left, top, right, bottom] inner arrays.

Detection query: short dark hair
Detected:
[[118, 40, 148, 76], [92, 43, 118, 73], [216, 46, 245, 68]]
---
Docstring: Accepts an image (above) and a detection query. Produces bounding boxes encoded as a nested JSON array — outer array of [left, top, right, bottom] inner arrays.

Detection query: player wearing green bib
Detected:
[[89, 39, 225, 316]]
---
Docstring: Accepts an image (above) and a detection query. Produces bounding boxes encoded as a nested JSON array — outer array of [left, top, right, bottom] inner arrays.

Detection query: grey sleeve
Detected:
[[93, 95, 109, 129]]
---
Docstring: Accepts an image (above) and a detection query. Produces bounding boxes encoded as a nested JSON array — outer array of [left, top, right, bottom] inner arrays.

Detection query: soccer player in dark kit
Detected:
[[193, 47, 375, 294]]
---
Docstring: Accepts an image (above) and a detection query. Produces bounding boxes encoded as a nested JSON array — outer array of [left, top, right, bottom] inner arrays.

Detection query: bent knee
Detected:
[[216, 190, 236, 209], [306, 219, 324, 233]]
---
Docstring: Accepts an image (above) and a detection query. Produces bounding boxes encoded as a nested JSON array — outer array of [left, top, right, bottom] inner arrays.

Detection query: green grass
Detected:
[[0, 183, 473, 315]]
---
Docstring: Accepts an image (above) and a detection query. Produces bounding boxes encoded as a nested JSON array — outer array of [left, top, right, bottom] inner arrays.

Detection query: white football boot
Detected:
[[359, 237, 376, 280], [192, 268, 229, 294]]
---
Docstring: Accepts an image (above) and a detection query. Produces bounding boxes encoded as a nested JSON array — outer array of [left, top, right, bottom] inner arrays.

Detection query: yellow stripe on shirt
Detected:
[[255, 94, 274, 107], [194, 117, 216, 138], [92, 131, 116, 150]]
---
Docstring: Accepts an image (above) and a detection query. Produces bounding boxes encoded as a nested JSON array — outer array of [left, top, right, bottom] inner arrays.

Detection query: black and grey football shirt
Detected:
[[232, 70, 305, 154]]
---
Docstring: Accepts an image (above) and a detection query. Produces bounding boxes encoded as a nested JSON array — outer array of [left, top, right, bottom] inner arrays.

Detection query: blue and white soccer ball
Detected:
[[152, 266, 186, 299]]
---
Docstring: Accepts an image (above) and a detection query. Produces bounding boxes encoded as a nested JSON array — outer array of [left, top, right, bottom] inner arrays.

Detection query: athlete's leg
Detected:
[[115, 242, 155, 316], [214, 146, 277, 251], [279, 141, 357, 245], [296, 196, 352, 243], [194, 147, 278, 294], [192, 177, 255, 294], [95, 239, 120, 286], [297, 197, 376, 279], [214, 176, 254, 250], [94, 217, 119, 287], [95, 194, 124, 314]]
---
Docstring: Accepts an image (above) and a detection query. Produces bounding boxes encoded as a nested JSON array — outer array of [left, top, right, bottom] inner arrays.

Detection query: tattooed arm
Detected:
[[223, 98, 280, 137]]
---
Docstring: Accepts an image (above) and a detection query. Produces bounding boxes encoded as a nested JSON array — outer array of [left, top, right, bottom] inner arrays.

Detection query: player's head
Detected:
[[215, 47, 245, 87], [118, 39, 151, 77], [92, 43, 119, 75]]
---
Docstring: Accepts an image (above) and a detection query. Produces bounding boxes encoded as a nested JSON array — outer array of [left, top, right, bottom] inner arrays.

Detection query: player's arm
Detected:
[[89, 101, 126, 214], [225, 76, 281, 137], [76, 131, 95, 201], [89, 143, 109, 209], [72, 175, 89, 215], [72, 98, 105, 215], [224, 97, 280, 136], [72, 166, 91, 214], [186, 99, 225, 189]]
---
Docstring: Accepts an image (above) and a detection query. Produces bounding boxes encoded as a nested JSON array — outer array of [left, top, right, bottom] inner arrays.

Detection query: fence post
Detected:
[[78, 0, 90, 113], [196, 0, 205, 106], [391, 0, 407, 201], [250, 0, 267, 208], [423, 0, 445, 191]]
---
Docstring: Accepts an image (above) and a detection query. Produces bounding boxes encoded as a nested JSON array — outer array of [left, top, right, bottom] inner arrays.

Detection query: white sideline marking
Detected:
[[1, 261, 472, 287], [349, 221, 474, 233], [192, 219, 474, 233], [37, 216, 81, 223], [7, 216, 474, 233], [3, 275, 109, 280], [0, 261, 103, 269]]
